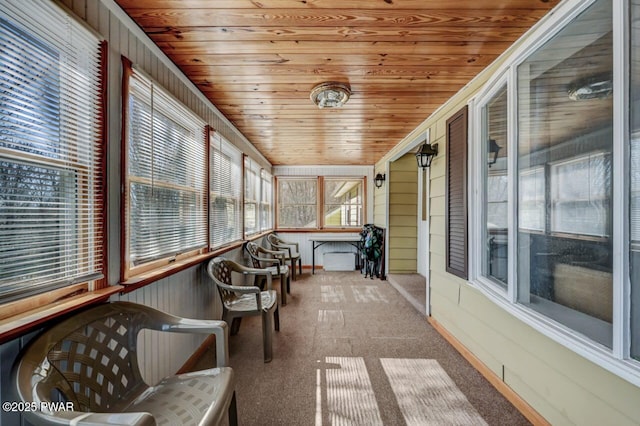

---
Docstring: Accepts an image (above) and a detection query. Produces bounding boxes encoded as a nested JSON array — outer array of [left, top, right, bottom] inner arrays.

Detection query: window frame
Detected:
[[322, 177, 365, 229], [243, 155, 260, 237], [121, 58, 208, 280], [276, 176, 319, 230], [260, 169, 273, 232], [468, 0, 640, 385], [548, 151, 612, 238], [0, 1, 108, 304], [209, 131, 244, 249], [276, 176, 366, 231]]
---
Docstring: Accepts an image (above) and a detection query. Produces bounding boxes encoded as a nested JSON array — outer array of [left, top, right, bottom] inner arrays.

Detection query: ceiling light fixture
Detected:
[[310, 82, 351, 109], [567, 72, 612, 101]]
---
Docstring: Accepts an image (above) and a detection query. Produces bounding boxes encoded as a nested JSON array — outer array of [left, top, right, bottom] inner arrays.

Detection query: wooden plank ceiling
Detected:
[[115, 0, 561, 166]]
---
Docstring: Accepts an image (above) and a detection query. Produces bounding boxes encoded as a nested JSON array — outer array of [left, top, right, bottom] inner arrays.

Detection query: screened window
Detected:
[[123, 61, 207, 277], [324, 178, 364, 228], [277, 178, 318, 229], [0, 1, 105, 302], [210, 132, 242, 248]]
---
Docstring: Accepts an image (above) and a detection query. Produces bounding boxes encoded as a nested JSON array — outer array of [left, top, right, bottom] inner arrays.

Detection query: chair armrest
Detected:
[[165, 319, 230, 368], [272, 243, 293, 258], [260, 247, 287, 258], [254, 255, 281, 266], [29, 410, 155, 426], [277, 238, 299, 251], [138, 307, 231, 367], [285, 241, 299, 251], [223, 260, 275, 290], [244, 269, 274, 291]]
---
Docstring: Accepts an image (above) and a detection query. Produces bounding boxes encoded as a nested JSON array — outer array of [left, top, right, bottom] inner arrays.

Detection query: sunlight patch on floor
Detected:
[[351, 285, 388, 303], [381, 358, 488, 426], [320, 285, 346, 303], [315, 357, 487, 426], [323, 356, 383, 426], [317, 310, 345, 327]]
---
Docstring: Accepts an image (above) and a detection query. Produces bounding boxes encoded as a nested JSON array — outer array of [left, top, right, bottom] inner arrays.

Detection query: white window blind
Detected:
[[550, 152, 611, 237], [210, 132, 242, 248], [244, 157, 261, 236], [631, 133, 640, 249], [124, 64, 207, 273], [0, 0, 105, 302], [260, 169, 273, 231], [519, 167, 546, 232]]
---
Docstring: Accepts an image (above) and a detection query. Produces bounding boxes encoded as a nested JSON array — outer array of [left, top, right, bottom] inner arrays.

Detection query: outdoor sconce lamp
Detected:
[[374, 173, 386, 188], [416, 142, 438, 169], [488, 138, 501, 168]]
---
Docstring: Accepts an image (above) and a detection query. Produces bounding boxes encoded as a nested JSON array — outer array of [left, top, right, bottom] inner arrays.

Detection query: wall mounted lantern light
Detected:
[[488, 138, 501, 168], [374, 173, 386, 188], [415, 142, 438, 168]]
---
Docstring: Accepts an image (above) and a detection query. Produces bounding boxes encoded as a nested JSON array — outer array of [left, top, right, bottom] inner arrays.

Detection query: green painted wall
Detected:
[[373, 1, 640, 423], [387, 154, 418, 273]]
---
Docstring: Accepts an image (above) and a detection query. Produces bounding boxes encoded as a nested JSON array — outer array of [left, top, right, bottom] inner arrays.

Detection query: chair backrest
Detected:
[[266, 233, 281, 247], [14, 303, 148, 413], [208, 257, 239, 305], [245, 241, 263, 268]]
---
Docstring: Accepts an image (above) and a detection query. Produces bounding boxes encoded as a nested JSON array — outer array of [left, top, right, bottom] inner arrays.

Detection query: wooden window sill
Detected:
[[120, 240, 247, 294], [0, 286, 122, 344]]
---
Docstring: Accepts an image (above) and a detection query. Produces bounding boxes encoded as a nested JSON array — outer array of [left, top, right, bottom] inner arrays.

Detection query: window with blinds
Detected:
[[0, 1, 106, 302], [210, 132, 243, 248], [260, 169, 273, 231], [123, 60, 207, 277], [244, 156, 261, 236]]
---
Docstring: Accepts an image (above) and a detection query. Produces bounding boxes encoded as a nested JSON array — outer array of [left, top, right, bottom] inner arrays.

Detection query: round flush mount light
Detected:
[[310, 82, 351, 109], [567, 72, 613, 101]]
